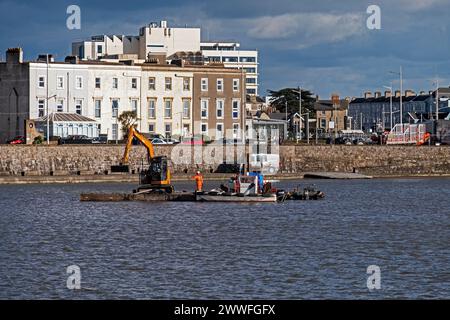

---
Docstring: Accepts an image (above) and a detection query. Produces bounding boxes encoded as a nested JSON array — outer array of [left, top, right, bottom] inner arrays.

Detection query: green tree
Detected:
[[118, 111, 139, 138], [267, 88, 316, 118]]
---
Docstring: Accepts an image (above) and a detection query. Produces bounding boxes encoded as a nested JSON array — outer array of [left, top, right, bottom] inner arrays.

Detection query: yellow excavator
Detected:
[[111, 126, 174, 193]]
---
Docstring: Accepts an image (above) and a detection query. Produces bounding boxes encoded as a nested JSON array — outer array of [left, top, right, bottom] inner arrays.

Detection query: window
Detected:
[[112, 99, 119, 118], [201, 123, 208, 135], [233, 123, 240, 139], [182, 99, 190, 118], [320, 119, 327, 128], [148, 77, 156, 90], [183, 124, 190, 137], [38, 76, 45, 88], [112, 78, 118, 89], [95, 100, 101, 118], [233, 79, 240, 92], [247, 88, 256, 95], [201, 99, 208, 119], [216, 99, 224, 119], [131, 99, 138, 113], [38, 99, 45, 117], [232, 100, 240, 119], [201, 78, 208, 91], [183, 78, 190, 91], [148, 99, 156, 119], [216, 123, 224, 140], [246, 77, 256, 84], [165, 77, 172, 91], [240, 57, 256, 63], [112, 124, 118, 141], [76, 76, 83, 89], [223, 57, 238, 63], [75, 99, 83, 115], [217, 78, 224, 92], [97, 45, 103, 54], [131, 78, 138, 89], [244, 67, 256, 73], [57, 99, 64, 112], [95, 77, 101, 89], [164, 99, 172, 118], [57, 76, 64, 89], [165, 124, 172, 138], [149, 123, 155, 133]]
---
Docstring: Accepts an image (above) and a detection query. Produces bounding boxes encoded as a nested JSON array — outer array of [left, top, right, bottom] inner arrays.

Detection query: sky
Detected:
[[1, 0, 450, 99]]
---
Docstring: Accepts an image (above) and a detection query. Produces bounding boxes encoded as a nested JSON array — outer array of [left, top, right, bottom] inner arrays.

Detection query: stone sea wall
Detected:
[[0, 145, 449, 177]]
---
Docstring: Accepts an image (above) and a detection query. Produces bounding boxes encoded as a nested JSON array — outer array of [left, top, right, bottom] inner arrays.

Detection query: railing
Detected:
[[387, 124, 427, 145]]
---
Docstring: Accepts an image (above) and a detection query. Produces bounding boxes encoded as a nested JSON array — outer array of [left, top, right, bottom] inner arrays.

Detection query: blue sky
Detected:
[[1, 0, 450, 98]]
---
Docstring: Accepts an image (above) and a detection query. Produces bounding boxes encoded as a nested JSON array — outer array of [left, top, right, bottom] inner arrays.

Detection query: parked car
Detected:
[[151, 138, 170, 145], [92, 134, 108, 144], [164, 138, 180, 145], [59, 135, 93, 145], [6, 136, 25, 145]]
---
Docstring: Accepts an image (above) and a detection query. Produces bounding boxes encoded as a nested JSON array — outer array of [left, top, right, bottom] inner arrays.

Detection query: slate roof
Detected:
[[35, 113, 97, 123]]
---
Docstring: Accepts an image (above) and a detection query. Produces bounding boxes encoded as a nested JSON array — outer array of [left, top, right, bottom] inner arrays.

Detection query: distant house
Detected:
[[34, 113, 99, 139], [314, 97, 350, 134], [246, 111, 288, 143]]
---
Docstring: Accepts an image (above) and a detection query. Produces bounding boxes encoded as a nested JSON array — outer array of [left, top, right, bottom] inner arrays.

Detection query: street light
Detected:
[[292, 87, 302, 142], [383, 84, 393, 130], [389, 67, 403, 130]]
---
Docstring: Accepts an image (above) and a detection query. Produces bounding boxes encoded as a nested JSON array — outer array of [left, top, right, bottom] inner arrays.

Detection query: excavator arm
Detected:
[[121, 126, 155, 164]]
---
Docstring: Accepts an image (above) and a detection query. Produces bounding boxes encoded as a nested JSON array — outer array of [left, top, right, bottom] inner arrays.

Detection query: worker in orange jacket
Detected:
[[192, 171, 204, 192]]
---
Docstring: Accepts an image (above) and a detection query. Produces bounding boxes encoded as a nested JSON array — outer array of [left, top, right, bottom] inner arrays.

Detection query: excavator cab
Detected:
[[139, 156, 173, 193]]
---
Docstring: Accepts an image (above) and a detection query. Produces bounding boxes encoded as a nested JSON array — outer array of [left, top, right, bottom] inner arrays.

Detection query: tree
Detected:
[[267, 88, 316, 118], [118, 111, 139, 138]]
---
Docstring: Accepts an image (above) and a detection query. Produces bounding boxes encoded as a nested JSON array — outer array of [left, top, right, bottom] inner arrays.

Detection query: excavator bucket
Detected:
[[111, 165, 130, 173]]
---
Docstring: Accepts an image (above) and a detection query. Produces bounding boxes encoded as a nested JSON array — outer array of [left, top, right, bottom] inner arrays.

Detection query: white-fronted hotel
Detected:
[[0, 48, 246, 142]]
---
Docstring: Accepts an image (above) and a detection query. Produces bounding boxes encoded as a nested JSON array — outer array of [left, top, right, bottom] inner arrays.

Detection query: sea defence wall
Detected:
[[0, 145, 449, 178]]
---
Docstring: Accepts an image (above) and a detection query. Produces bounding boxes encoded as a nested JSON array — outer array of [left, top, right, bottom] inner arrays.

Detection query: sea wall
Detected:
[[0, 145, 449, 177]]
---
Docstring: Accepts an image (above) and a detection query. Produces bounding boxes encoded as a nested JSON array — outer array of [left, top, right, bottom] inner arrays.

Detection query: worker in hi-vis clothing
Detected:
[[192, 171, 204, 192]]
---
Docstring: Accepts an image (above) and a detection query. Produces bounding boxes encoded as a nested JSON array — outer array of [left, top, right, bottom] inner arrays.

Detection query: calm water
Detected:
[[0, 178, 450, 299]]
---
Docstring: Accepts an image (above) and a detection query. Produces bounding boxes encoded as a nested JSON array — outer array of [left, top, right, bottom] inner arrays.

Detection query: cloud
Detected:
[[247, 12, 365, 45], [398, 0, 448, 11]]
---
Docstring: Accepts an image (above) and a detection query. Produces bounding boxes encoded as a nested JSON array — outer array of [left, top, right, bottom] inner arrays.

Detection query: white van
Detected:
[[249, 153, 280, 175]]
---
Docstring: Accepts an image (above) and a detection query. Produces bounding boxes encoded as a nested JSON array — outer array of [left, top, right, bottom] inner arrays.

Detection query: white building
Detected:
[[200, 42, 258, 96], [0, 48, 246, 142], [72, 21, 259, 96]]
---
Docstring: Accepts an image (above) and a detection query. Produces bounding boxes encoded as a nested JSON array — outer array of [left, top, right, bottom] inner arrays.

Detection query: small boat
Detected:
[[196, 192, 278, 203]]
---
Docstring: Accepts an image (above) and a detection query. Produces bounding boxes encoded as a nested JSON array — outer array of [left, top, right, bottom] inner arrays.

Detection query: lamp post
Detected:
[[383, 84, 393, 130], [389, 67, 403, 130]]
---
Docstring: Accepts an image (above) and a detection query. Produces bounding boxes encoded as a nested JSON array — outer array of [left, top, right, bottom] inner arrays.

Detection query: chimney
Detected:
[[364, 91, 372, 99], [395, 90, 401, 98], [160, 20, 167, 28], [64, 56, 79, 64], [374, 91, 382, 98], [37, 54, 54, 63], [6, 48, 23, 64], [405, 90, 415, 97], [385, 90, 392, 98]]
